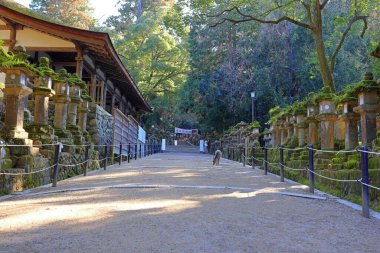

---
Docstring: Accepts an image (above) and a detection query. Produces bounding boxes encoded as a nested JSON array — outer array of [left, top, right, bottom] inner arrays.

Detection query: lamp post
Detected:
[[251, 91, 256, 122]]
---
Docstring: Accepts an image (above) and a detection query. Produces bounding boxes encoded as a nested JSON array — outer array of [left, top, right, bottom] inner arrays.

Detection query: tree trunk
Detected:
[[313, 1, 335, 91]]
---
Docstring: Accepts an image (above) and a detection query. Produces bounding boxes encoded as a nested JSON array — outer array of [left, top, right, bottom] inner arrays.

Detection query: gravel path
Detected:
[[0, 151, 379, 253]]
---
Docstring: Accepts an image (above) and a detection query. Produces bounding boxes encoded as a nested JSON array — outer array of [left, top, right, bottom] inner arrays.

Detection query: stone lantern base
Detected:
[[54, 128, 74, 152], [25, 124, 58, 158], [67, 124, 86, 146]]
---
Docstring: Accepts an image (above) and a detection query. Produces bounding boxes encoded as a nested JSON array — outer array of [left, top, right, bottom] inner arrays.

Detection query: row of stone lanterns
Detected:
[[269, 72, 380, 151], [0, 46, 91, 158]]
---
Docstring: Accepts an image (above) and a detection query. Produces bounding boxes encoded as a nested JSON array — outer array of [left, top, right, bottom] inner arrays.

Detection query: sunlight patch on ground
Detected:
[[0, 198, 200, 232]]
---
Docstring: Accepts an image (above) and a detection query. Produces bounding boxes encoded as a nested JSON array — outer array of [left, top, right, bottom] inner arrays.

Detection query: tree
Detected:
[[106, 0, 175, 30], [29, 0, 94, 29], [195, 0, 375, 91], [107, 2, 190, 136], [113, 9, 189, 99]]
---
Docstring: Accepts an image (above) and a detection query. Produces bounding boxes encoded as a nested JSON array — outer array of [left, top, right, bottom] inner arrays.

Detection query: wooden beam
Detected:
[[0, 24, 23, 30], [51, 61, 77, 66], [26, 47, 76, 52]]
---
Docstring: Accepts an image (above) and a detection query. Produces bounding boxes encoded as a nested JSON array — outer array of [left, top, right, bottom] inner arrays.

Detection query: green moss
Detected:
[[290, 101, 307, 116], [0, 42, 37, 73], [284, 136, 298, 149], [245, 121, 260, 131], [0, 158, 12, 169], [33, 86, 54, 93], [369, 157, 380, 170], [332, 157, 344, 164], [352, 78, 379, 94], [343, 159, 359, 170], [269, 106, 281, 116], [23, 174, 39, 189]]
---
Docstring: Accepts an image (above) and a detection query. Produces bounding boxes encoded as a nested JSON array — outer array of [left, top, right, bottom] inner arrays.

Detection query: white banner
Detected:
[[138, 126, 146, 143], [174, 128, 198, 135]]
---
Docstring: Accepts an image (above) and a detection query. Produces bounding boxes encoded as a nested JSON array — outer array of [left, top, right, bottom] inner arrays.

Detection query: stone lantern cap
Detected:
[[34, 57, 56, 89], [53, 69, 70, 97], [0, 45, 37, 86], [351, 72, 380, 94], [290, 101, 307, 116], [235, 121, 248, 129]]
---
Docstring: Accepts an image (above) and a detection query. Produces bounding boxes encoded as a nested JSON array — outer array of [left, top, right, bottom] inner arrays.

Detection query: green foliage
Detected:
[[106, 3, 190, 135], [0, 43, 36, 72], [68, 73, 86, 89], [309, 87, 335, 104], [245, 121, 260, 131], [29, 0, 94, 29], [290, 101, 307, 116]]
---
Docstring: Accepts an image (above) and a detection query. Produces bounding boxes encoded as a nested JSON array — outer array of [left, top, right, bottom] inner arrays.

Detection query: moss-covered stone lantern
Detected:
[[0, 46, 34, 140], [306, 92, 320, 146], [268, 106, 281, 146], [353, 72, 380, 146], [315, 87, 337, 150], [335, 84, 359, 150], [292, 101, 307, 147], [32, 57, 55, 126], [52, 69, 71, 130], [67, 74, 84, 127], [78, 91, 91, 131]]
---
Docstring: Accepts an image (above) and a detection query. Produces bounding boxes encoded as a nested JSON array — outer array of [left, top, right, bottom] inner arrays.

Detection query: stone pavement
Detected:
[[0, 150, 379, 253]]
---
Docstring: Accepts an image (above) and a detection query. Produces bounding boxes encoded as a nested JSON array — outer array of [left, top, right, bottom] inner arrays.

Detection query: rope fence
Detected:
[[217, 143, 380, 218], [1, 141, 162, 188]]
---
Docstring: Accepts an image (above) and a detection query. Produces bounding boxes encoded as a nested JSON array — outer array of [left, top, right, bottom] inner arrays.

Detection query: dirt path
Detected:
[[0, 151, 379, 253]]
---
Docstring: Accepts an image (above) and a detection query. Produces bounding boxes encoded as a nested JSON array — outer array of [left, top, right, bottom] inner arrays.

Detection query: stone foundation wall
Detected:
[[87, 104, 113, 156]]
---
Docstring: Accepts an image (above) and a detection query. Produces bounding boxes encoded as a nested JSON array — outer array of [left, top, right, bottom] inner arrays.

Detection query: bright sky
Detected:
[[14, 0, 120, 22]]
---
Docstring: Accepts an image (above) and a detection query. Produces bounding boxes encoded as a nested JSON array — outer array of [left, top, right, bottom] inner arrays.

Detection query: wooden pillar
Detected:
[[103, 82, 107, 108], [8, 24, 16, 51], [111, 95, 116, 112], [75, 45, 84, 78], [90, 73, 96, 101]]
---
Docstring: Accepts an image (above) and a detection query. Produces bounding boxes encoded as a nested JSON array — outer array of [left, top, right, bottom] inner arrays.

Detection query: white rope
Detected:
[[306, 146, 357, 154], [264, 147, 278, 150], [0, 164, 57, 176], [263, 160, 278, 166], [357, 149, 380, 156], [358, 179, 380, 191], [279, 163, 306, 171], [0, 143, 59, 147], [92, 157, 109, 162], [59, 159, 90, 167], [306, 168, 359, 182], [252, 157, 264, 163], [280, 147, 305, 151]]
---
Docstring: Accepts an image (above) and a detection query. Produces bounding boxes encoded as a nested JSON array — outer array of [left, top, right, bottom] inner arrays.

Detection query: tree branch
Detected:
[[320, 0, 330, 10], [330, 15, 368, 73], [211, 7, 313, 30], [210, 6, 313, 30]]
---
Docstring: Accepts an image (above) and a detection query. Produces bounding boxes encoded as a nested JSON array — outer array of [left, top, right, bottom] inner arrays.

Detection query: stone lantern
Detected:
[[284, 114, 293, 140], [67, 80, 83, 127], [316, 88, 336, 150], [32, 57, 55, 126], [353, 72, 380, 146], [53, 69, 71, 130], [339, 98, 359, 150], [78, 97, 90, 131], [306, 94, 320, 146], [293, 101, 307, 147], [1, 66, 34, 140], [0, 46, 35, 141]]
